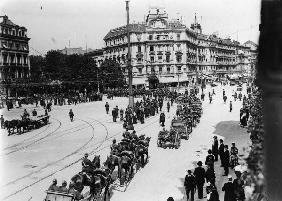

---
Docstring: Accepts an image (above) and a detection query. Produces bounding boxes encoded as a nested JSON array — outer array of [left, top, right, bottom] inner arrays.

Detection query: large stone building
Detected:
[[92, 8, 254, 88], [0, 15, 30, 82]]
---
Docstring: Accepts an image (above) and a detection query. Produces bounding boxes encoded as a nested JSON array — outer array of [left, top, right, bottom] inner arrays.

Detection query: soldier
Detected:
[[58, 180, 68, 193], [212, 136, 219, 161], [81, 153, 94, 174], [110, 139, 118, 153], [105, 102, 110, 114], [32, 109, 37, 116], [48, 179, 60, 191], [69, 109, 74, 122]]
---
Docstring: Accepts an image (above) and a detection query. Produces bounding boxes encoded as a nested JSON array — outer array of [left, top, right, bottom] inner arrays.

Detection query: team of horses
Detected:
[[4, 115, 49, 136], [69, 133, 151, 200]]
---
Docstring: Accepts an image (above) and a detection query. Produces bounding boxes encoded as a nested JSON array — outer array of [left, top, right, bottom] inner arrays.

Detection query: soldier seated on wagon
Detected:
[[48, 179, 60, 191]]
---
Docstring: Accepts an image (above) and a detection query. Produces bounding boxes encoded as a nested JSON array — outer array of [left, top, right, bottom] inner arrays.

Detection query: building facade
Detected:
[[0, 15, 30, 82], [93, 8, 253, 88]]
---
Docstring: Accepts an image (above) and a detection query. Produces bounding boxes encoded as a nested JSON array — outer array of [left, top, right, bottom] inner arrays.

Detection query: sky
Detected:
[[0, 0, 261, 55]]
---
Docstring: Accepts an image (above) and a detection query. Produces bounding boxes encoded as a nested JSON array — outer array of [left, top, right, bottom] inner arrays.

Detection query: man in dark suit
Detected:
[[222, 145, 230, 176], [194, 161, 206, 199], [222, 175, 236, 201], [212, 136, 219, 161], [219, 139, 225, 167], [184, 170, 196, 201], [205, 149, 215, 170]]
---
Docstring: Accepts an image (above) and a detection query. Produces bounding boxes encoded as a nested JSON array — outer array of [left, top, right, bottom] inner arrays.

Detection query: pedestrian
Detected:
[[222, 145, 230, 176], [222, 175, 236, 201], [167, 197, 174, 201], [205, 164, 216, 186], [229, 101, 232, 112], [105, 102, 109, 114], [167, 101, 170, 113], [219, 139, 225, 167], [184, 170, 196, 201], [194, 161, 206, 199], [159, 112, 165, 127], [212, 136, 219, 161], [223, 95, 227, 103], [120, 108, 124, 121], [207, 185, 220, 201], [233, 171, 245, 201], [209, 96, 212, 104], [69, 109, 74, 122], [205, 149, 215, 169], [0, 115, 5, 129], [112, 108, 117, 122], [212, 89, 215, 95], [201, 93, 205, 101]]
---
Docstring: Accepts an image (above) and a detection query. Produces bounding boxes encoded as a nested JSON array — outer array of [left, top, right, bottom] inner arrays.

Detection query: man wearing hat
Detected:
[[219, 139, 225, 167], [48, 179, 59, 191], [82, 153, 94, 174], [222, 145, 230, 176], [212, 136, 219, 161], [184, 170, 196, 201], [222, 175, 236, 201], [194, 161, 206, 199]]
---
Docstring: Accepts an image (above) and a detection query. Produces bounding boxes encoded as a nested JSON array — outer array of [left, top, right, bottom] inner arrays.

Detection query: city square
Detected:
[[0, 0, 275, 201]]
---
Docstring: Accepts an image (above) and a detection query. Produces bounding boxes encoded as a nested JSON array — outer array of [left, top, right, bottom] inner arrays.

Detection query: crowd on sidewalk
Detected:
[[183, 136, 245, 201]]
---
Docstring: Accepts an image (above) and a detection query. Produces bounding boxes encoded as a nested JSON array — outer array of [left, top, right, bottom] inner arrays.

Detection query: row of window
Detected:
[[1, 40, 28, 51], [1, 27, 26, 37]]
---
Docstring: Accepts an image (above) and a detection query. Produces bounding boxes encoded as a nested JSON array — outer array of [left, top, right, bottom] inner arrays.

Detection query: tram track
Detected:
[[1, 115, 113, 156], [2, 115, 159, 200]]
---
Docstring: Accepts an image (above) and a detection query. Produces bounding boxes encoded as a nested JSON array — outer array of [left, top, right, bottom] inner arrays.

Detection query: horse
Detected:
[[92, 155, 101, 169], [104, 154, 121, 176], [135, 144, 148, 167], [5, 119, 21, 135], [71, 169, 110, 199], [119, 151, 135, 183]]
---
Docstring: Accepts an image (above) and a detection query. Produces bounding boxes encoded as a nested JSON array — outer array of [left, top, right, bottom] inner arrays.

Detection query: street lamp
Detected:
[[126, 0, 134, 108]]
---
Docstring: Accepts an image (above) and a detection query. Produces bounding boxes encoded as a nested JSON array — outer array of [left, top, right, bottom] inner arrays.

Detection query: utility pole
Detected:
[[126, 0, 134, 107]]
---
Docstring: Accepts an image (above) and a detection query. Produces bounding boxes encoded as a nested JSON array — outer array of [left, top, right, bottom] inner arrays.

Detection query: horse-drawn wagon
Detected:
[[5, 114, 50, 136], [157, 129, 180, 149], [171, 119, 190, 140], [44, 191, 75, 201]]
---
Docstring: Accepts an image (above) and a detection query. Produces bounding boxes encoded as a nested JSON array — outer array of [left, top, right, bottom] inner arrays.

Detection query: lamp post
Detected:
[[126, 0, 134, 108]]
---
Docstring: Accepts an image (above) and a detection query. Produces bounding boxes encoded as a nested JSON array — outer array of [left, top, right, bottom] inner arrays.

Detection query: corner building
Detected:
[[0, 15, 30, 81], [94, 8, 252, 88]]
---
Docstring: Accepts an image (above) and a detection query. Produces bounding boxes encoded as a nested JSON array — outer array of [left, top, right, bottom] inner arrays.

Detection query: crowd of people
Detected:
[[183, 137, 245, 201]]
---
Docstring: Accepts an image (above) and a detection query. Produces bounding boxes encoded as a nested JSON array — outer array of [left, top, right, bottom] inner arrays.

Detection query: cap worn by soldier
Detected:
[[197, 161, 203, 166], [53, 179, 57, 184], [84, 153, 89, 157], [62, 180, 67, 186]]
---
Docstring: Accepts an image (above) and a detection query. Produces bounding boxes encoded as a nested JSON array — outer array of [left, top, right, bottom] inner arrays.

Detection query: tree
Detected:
[[100, 60, 125, 88], [29, 55, 45, 81]]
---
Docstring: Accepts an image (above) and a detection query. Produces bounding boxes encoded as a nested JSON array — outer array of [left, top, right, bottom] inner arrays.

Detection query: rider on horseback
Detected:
[[82, 153, 95, 174], [110, 139, 119, 154]]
